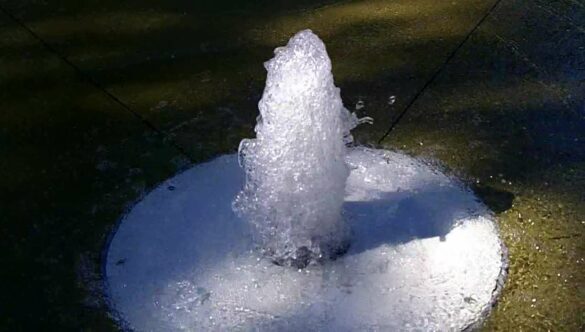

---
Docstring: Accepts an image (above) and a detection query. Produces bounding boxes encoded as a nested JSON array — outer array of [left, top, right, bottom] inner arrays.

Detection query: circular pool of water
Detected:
[[105, 147, 507, 331]]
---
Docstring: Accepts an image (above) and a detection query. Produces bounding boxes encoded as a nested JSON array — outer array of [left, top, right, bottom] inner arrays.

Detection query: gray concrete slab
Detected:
[[0, 0, 498, 156], [1, 0, 583, 330], [382, 0, 585, 329], [0, 9, 188, 330]]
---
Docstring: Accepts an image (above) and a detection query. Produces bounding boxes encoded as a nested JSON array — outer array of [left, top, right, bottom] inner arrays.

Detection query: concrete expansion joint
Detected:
[[378, 0, 506, 144], [0, 4, 195, 163]]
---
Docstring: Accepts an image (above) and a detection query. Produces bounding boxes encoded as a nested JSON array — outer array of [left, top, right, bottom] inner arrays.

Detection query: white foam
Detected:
[[233, 30, 364, 262], [105, 148, 506, 331]]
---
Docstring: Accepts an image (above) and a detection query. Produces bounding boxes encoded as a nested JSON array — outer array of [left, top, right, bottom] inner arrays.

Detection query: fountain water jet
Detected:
[[104, 30, 507, 331], [233, 30, 365, 267]]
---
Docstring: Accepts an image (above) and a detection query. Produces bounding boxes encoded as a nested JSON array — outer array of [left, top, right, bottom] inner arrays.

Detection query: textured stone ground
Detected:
[[0, 0, 583, 330]]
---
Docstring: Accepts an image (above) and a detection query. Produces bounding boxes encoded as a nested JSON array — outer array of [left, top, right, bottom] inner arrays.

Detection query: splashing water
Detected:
[[105, 30, 506, 332], [233, 30, 365, 266]]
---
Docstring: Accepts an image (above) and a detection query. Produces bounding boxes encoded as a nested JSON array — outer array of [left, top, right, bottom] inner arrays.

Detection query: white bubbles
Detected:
[[104, 29, 505, 332], [105, 150, 506, 331], [233, 30, 355, 264]]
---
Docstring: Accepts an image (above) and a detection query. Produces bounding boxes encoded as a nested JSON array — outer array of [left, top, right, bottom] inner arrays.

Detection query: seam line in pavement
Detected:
[[377, 0, 505, 144], [0, 5, 195, 163]]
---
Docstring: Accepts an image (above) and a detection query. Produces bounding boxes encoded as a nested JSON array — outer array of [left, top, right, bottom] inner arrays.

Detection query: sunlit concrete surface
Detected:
[[1, 0, 583, 330]]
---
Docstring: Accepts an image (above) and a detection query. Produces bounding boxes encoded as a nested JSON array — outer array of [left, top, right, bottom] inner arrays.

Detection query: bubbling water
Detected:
[[233, 30, 363, 267], [105, 29, 506, 332]]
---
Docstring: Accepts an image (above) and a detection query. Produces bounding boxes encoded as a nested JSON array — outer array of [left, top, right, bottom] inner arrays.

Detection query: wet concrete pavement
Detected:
[[0, 0, 583, 330]]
